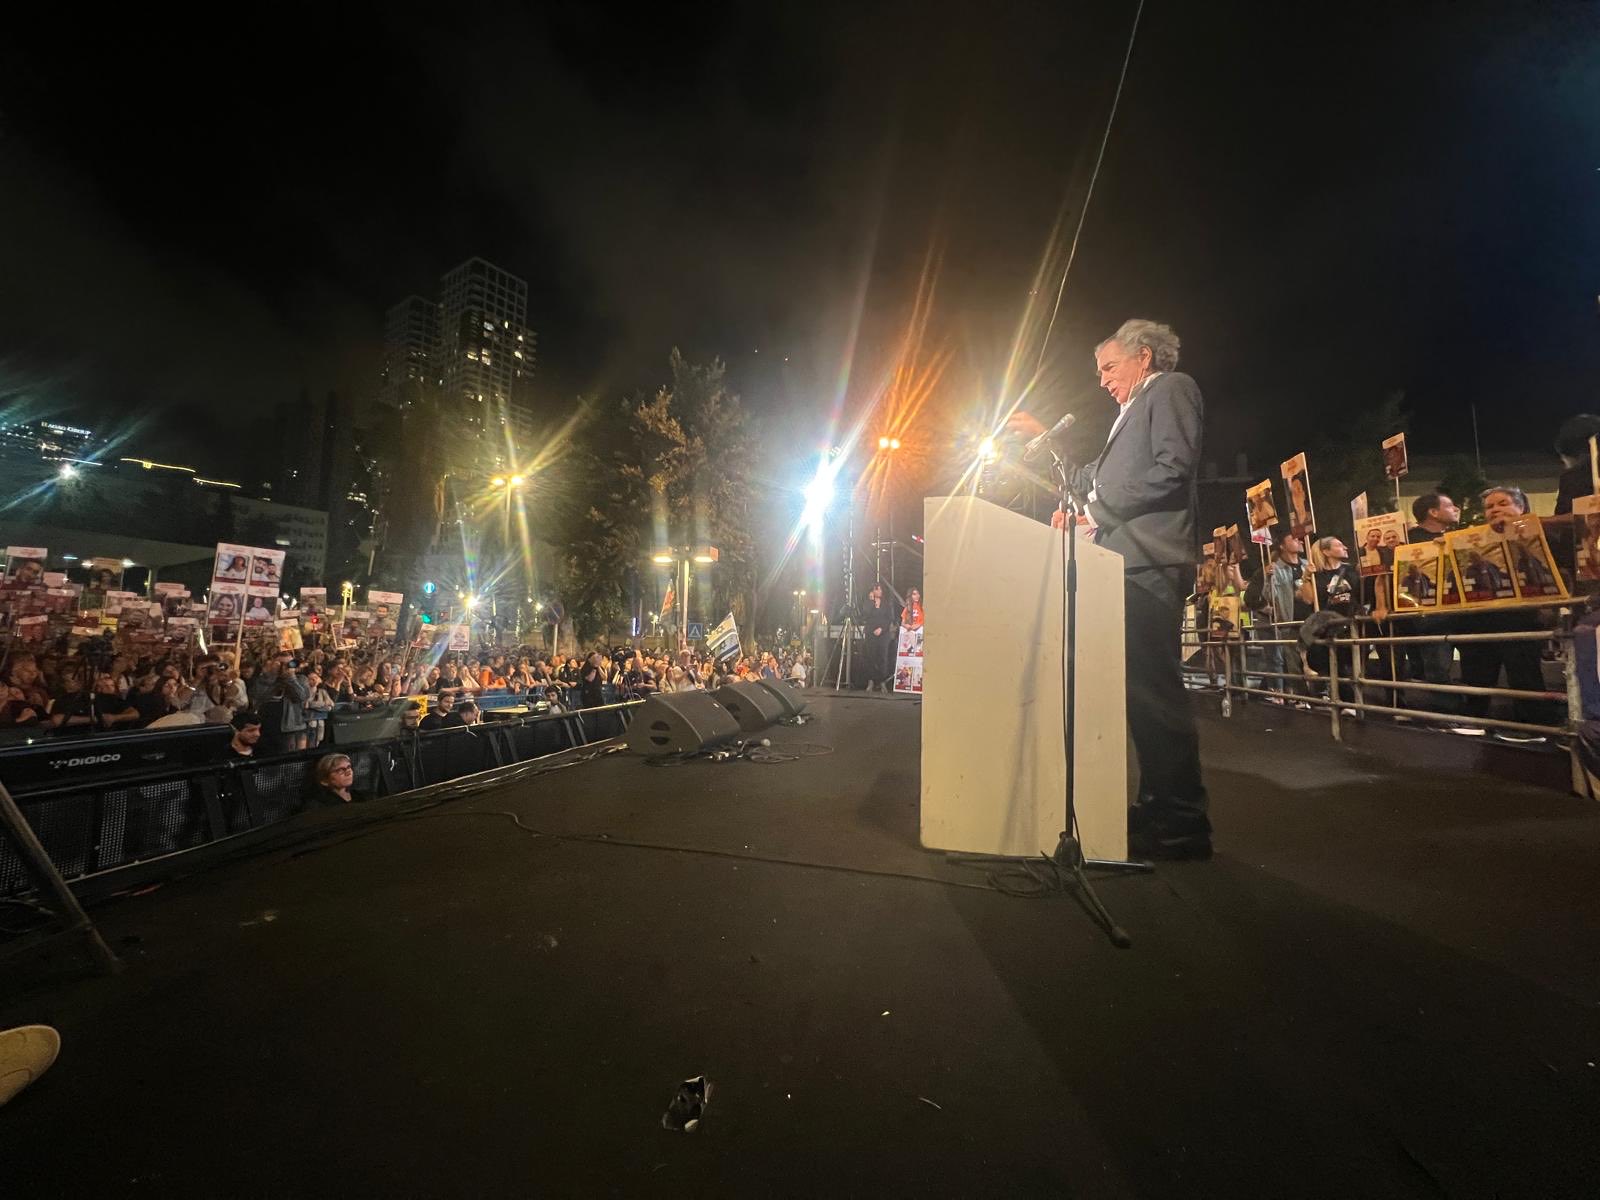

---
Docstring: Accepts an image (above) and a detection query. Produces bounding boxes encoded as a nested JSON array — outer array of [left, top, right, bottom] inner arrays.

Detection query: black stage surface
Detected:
[[4, 693, 1599, 1197]]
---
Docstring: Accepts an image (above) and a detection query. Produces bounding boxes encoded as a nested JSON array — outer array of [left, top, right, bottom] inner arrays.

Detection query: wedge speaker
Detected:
[[625, 691, 742, 756], [713, 681, 788, 732], [751, 679, 807, 719]]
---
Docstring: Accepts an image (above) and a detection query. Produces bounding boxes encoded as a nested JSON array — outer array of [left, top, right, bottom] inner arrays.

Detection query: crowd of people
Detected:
[[0, 635, 817, 753], [1197, 477, 1574, 741]]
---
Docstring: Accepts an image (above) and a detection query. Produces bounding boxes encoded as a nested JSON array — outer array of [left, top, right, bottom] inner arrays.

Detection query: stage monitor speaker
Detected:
[[714, 681, 787, 732], [325, 702, 406, 746], [625, 691, 742, 756], [751, 679, 807, 719]]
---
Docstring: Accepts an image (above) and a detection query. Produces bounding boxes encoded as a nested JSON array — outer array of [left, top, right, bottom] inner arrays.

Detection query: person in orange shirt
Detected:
[[899, 587, 923, 630]]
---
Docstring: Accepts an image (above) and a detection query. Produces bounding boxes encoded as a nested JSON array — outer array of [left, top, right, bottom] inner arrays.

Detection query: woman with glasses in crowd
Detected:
[[309, 754, 366, 805]]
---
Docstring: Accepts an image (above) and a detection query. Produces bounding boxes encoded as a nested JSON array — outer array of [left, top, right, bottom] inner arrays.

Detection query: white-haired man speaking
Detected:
[[1009, 318, 1211, 860]]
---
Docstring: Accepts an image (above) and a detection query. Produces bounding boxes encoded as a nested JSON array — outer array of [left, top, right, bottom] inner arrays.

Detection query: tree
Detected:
[[555, 351, 758, 641], [1305, 390, 1409, 543]]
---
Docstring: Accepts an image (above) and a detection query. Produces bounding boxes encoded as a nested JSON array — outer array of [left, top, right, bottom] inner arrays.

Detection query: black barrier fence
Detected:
[[0, 697, 641, 904]]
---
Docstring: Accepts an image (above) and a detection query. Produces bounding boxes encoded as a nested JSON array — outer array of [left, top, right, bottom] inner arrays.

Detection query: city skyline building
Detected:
[[379, 294, 440, 412], [436, 256, 537, 460], [378, 257, 538, 467]]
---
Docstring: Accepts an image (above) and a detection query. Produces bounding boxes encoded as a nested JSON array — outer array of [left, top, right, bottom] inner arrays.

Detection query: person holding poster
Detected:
[[1006, 318, 1210, 860], [1453, 485, 1557, 735]]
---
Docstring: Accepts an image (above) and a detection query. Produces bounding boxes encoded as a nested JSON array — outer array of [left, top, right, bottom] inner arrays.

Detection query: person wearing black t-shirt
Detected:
[[1305, 537, 1361, 704], [579, 652, 607, 708], [224, 712, 263, 759], [1405, 493, 1460, 709], [419, 695, 454, 731]]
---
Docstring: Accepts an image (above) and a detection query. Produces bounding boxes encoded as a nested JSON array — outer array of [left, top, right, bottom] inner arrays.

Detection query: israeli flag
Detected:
[[705, 612, 741, 662]]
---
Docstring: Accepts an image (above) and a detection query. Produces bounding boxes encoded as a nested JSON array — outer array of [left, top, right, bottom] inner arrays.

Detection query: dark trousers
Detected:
[[1124, 567, 1210, 831], [1405, 615, 1456, 714], [864, 635, 894, 685], [1458, 638, 1555, 726]]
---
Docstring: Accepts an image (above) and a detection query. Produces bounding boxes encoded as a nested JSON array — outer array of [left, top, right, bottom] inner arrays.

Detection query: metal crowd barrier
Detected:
[[0, 696, 642, 904], [1181, 599, 1579, 753]]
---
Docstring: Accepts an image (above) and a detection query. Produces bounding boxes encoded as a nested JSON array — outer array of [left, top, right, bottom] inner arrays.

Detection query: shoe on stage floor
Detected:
[[0, 1025, 61, 1106], [1128, 827, 1214, 862]]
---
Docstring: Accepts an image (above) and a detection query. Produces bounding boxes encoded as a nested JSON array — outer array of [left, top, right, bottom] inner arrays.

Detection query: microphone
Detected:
[[1022, 412, 1075, 460]]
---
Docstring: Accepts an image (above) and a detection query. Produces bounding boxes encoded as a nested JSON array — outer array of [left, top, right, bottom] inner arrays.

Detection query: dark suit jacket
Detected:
[[1070, 371, 1203, 571]]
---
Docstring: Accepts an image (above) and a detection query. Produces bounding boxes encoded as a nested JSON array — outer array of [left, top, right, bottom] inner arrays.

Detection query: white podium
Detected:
[[919, 496, 1127, 861]]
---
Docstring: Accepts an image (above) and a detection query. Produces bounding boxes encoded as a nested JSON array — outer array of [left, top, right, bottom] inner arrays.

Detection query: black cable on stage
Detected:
[[390, 808, 1000, 894]]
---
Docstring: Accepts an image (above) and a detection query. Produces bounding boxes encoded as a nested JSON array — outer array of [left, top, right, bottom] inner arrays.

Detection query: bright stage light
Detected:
[[801, 468, 835, 530], [464, 595, 478, 610], [509, 475, 524, 487], [978, 436, 998, 463], [878, 436, 890, 449]]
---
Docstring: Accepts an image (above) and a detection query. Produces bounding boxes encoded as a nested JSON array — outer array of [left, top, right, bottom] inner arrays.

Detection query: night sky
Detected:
[[1, 2, 1596, 483]]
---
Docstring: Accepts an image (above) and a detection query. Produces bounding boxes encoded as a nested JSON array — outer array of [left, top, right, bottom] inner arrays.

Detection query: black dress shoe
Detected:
[[1128, 828, 1214, 862]]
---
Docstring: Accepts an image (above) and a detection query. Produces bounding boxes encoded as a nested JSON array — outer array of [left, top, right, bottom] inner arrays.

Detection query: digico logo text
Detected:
[[51, 753, 124, 769]]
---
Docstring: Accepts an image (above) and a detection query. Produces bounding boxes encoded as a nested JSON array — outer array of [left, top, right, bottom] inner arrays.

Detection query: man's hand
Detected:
[[1005, 411, 1047, 440]]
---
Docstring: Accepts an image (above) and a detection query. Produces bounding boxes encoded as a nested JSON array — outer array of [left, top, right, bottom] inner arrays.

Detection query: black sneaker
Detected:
[[1128, 828, 1214, 862]]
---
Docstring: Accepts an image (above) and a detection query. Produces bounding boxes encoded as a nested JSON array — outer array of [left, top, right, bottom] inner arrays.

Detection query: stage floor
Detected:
[[3, 693, 1599, 1197]]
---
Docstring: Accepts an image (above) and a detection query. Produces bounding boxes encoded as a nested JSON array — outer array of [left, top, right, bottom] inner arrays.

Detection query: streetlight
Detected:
[[651, 544, 720, 650]]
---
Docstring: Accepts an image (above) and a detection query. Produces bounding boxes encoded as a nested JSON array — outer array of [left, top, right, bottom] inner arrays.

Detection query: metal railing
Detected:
[[0, 697, 642, 904], [1182, 600, 1579, 748]]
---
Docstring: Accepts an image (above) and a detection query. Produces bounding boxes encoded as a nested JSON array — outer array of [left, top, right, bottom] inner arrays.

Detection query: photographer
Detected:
[[258, 657, 310, 754]]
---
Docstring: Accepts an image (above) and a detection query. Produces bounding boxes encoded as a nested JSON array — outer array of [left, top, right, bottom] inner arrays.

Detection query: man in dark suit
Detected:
[[1009, 318, 1211, 860]]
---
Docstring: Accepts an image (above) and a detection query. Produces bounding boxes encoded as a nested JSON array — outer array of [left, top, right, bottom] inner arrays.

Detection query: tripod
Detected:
[[948, 452, 1149, 947], [830, 502, 860, 690]]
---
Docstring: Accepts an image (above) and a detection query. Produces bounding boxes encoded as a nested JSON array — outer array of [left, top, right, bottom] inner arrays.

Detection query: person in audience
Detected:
[[225, 711, 263, 759], [309, 754, 365, 805], [1453, 485, 1560, 740], [1243, 530, 1310, 700], [94, 672, 141, 729], [1552, 414, 1600, 515], [125, 673, 175, 727], [1, 655, 51, 727], [419, 694, 454, 731], [621, 654, 658, 698], [1405, 491, 1462, 712], [580, 652, 607, 708], [47, 662, 98, 733]]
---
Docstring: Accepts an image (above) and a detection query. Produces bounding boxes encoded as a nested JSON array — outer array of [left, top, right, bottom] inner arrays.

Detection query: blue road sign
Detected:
[[687, 622, 705, 640]]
